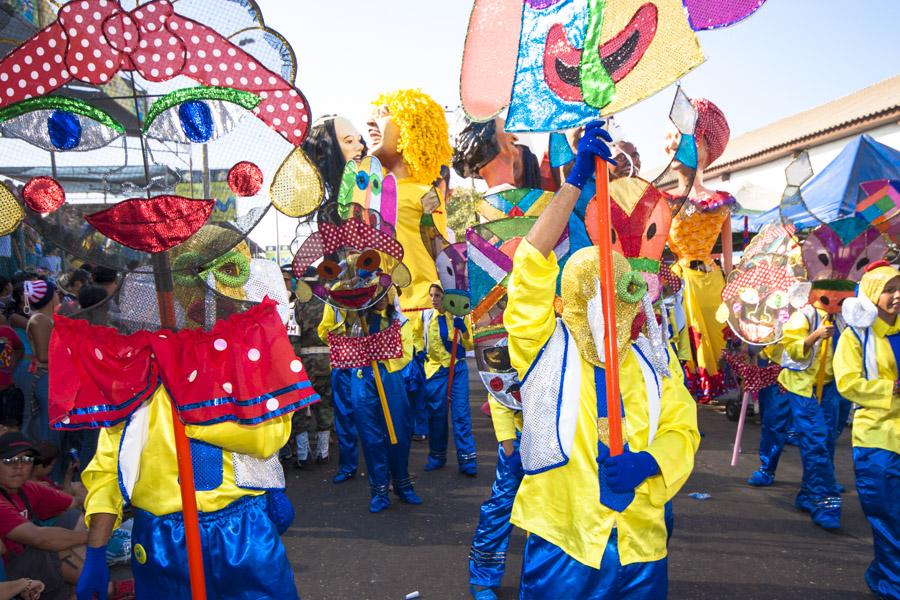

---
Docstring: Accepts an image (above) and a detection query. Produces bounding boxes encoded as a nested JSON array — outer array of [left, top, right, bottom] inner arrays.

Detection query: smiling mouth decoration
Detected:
[[85, 196, 215, 254], [543, 3, 658, 102], [329, 285, 378, 309]]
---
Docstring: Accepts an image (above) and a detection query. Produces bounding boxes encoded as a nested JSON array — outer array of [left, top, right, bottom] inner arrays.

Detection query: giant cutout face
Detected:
[[0, 0, 322, 276]]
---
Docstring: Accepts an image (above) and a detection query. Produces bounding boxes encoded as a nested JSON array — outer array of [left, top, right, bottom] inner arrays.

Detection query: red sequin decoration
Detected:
[[228, 161, 263, 197], [23, 176, 65, 213]]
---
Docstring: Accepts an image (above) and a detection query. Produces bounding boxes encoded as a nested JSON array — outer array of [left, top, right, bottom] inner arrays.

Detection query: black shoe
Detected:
[[316, 454, 330, 465], [412, 434, 427, 442]]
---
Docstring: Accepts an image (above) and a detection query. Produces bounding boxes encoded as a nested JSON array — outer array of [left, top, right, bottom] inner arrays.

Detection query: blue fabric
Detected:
[[178, 100, 215, 143], [786, 391, 841, 522], [265, 490, 295, 536], [47, 110, 81, 151], [549, 132, 575, 167], [853, 446, 900, 600], [594, 366, 634, 512], [565, 121, 614, 190], [76, 545, 109, 600], [519, 532, 667, 600], [820, 382, 842, 466], [131, 495, 298, 600], [331, 368, 357, 475], [469, 441, 524, 588], [424, 360, 477, 466], [603, 450, 659, 494], [748, 135, 900, 231], [757, 384, 791, 476], [189, 440, 223, 492], [437, 315, 467, 359], [350, 365, 412, 494], [403, 355, 428, 437], [16, 367, 59, 446], [664, 501, 674, 544]]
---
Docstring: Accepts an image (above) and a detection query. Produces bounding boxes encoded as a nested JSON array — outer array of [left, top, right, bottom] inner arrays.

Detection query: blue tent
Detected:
[[746, 135, 900, 231]]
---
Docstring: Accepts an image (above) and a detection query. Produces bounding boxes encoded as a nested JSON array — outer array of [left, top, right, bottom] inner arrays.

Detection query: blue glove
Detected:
[[602, 450, 659, 494], [266, 489, 295, 535], [565, 120, 616, 190], [452, 316, 468, 334], [76, 545, 109, 600]]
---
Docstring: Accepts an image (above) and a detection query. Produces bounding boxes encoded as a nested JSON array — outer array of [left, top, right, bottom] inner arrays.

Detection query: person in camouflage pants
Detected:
[[284, 269, 335, 467]]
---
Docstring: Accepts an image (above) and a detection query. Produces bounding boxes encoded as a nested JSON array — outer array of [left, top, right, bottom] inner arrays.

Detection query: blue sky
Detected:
[[256, 0, 900, 169]]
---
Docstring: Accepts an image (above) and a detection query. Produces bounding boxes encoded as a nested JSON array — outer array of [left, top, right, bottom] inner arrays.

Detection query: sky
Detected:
[[255, 0, 900, 172]]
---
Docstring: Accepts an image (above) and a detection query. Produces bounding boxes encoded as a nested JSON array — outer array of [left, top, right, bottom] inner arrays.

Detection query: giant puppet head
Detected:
[[0, 0, 322, 276], [801, 217, 889, 314], [422, 213, 469, 316]]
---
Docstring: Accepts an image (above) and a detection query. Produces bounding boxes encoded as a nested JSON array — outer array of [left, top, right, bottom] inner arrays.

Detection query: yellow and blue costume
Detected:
[[83, 387, 297, 599], [505, 240, 699, 599], [319, 305, 357, 482], [747, 344, 792, 487], [776, 305, 842, 527], [423, 310, 477, 473], [834, 263, 900, 599]]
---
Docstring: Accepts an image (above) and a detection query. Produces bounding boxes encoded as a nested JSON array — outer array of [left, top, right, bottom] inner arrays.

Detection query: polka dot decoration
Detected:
[[23, 176, 65, 213], [227, 161, 263, 197], [326, 321, 404, 369]]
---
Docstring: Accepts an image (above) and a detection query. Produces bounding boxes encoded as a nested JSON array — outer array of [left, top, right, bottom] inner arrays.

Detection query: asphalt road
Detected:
[[283, 363, 875, 600]]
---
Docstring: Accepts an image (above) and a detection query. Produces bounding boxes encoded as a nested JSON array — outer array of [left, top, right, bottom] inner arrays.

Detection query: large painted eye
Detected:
[[356, 249, 381, 272], [317, 259, 342, 282], [355, 171, 370, 190], [370, 172, 382, 194], [143, 87, 261, 144], [0, 106, 123, 152]]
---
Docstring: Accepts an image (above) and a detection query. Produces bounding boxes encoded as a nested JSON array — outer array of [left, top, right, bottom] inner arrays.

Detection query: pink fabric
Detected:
[[692, 98, 730, 165]]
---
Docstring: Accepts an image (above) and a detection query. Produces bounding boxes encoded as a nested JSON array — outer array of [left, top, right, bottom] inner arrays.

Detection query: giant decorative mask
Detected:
[[422, 214, 470, 316]]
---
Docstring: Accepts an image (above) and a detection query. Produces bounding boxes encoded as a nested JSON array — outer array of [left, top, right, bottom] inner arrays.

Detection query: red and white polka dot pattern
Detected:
[[327, 322, 404, 369], [0, 0, 310, 146]]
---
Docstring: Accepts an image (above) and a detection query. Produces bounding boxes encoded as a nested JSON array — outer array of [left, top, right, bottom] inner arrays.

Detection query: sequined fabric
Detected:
[[519, 322, 568, 473], [232, 452, 286, 491], [668, 195, 733, 264]]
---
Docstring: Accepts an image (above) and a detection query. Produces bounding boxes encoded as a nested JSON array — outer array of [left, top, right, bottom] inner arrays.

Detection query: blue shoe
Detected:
[[812, 511, 840, 530], [394, 486, 423, 505], [470, 585, 498, 600], [424, 456, 446, 471], [747, 470, 774, 487], [794, 491, 813, 513], [835, 482, 845, 494], [459, 462, 477, 477], [332, 470, 356, 484], [369, 494, 391, 513]]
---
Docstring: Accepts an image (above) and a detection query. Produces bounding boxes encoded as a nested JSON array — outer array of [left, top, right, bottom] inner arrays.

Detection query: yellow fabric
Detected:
[[409, 311, 426, 354], [860, 265, 900, 304], [678, 266, 725, 375], [761, 343, 783, 364], [777, 307, 833, 398], [82, 387, 291, 524], [488, 396, 522, 442], [506, 239, 699, 567], [666, 304, 691, 362], [834, 316, 900, 453], [424, 312, 473, 379], [317, 305, 345, 343], [668, 206, 729, 265], [396, 179, 448, 313]]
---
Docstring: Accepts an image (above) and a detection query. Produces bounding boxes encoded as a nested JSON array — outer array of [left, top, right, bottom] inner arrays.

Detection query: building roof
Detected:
[[706, 75, 900, 176]]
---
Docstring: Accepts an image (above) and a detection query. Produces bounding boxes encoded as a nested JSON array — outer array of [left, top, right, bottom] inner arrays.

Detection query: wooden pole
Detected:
[[594, 157, 624, 456]]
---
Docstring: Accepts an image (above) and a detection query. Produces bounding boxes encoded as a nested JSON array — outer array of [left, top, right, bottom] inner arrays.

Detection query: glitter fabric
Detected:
[[232, 452, 286, 491], [85, 196, 216, 254], [327, 322, 404, 369], [0, 185, 23, 236], [478, 187, 553, 221], [459, 0, 524, 122], [855, 179, 900, 246], [561, 247, 642, 366], [143, 87, 260, 134], [668, 192, 734, 264], [0, 104, 124, 153], [683, 0, 768, 31], [692, 98, 730, 165], [270, 146, 325, 217], [227, 162, 264, 198], [22, 176, 65, 214]]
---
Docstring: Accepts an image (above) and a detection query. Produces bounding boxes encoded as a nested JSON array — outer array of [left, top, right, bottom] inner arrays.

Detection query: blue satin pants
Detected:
[[332, 368, 357, 475], [854, 446, 900, 600], [424, 360, 477, 466], [131, 495, 299, 600], [757, 385, 791, 476], [820, 382, 842, 466], [404, 355, 428, 437], [469, 442, 524, 587], [349, 365, 413, 496], [786, 389, 841, 520], [519, 532, 667, 600]]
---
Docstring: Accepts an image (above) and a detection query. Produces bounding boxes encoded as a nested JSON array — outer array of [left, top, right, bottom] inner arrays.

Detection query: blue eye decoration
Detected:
[[178, 100, 215, 144], [356, 171, 370, 190], [47, 110, 82, 151]]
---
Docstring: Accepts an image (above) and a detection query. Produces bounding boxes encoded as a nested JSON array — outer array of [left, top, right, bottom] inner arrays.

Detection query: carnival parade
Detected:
[[0, 0, 893, 598]]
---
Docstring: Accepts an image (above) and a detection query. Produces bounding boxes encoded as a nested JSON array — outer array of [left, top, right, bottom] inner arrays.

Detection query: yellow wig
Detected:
[[373, 89, 452, 184]]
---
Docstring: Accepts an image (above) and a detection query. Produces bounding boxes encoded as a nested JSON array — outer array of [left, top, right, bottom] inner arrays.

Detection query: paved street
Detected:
[[283, 364, 875, 599]]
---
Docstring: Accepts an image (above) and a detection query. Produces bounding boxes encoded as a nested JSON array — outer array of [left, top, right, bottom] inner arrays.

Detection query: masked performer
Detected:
[[835, 261, 900, 599], [666, 98, 733, 403], [506, 122, 699, 599]]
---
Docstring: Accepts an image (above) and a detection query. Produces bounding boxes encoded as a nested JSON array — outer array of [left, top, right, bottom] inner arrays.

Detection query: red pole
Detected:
[[594, 157, 624, 456]]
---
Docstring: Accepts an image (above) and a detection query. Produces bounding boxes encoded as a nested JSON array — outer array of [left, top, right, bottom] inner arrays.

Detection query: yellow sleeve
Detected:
[[410, 313, 426, 353], [834, 330, 893, 410], [488, 397, 519, 442], [781, 310, 812, 362], [505, 239, 559, 380], [644, 351, 701, 507], [81, 424, 125, 529], [461, 315, 474, 351], [186, 415, 292, 459], [317, 306, 337, 343]]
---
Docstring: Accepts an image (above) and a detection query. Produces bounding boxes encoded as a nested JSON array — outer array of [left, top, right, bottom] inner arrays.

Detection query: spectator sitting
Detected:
[[0, 432, 86, 600], [30, 444, 85, 504]]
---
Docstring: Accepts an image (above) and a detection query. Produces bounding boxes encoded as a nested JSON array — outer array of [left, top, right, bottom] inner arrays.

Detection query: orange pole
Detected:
[[152, 273, 207, 600], [595, 157, 624, 456], [446, 328, 460, 403]]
